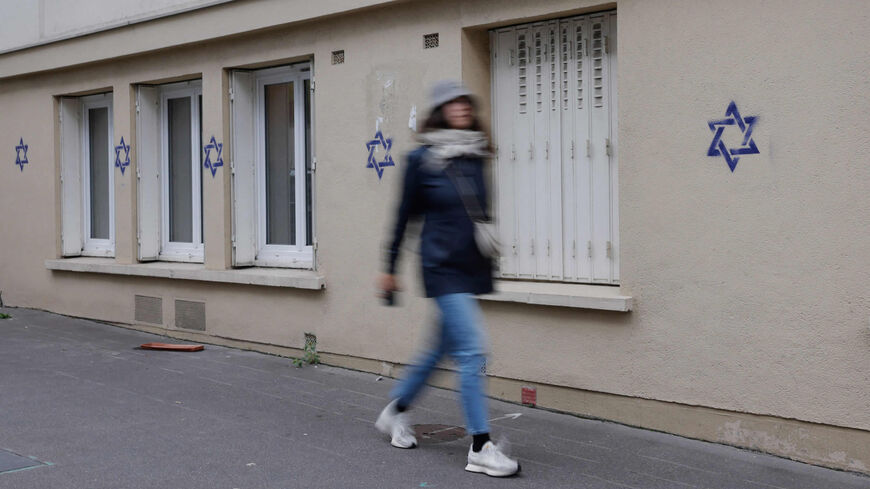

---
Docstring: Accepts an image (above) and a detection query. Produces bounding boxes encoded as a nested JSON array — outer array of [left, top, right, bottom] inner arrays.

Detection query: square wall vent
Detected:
[[331, 50, 345, 64], [175, 299, 206, 331], [424, 33, 439, 49], [134, 295, 162, 325]]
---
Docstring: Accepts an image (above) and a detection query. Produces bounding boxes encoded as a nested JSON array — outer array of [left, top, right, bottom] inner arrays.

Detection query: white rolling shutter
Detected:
[[230, 70, 257, 267], [60, 97, 83, 257], [136, 86, 161, 261], [492, 11, 618, 284]]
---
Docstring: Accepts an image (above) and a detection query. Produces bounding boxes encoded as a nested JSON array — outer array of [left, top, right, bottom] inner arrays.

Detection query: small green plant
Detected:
[[292, 333, 320, 368], [0, 313, 11, 319]]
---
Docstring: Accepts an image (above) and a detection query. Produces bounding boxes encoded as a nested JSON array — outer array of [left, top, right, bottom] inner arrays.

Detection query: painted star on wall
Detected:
[[115, 136, 131, 175], [366, 130, 394, 179], [203, 136, 223, 177], [707, 101, 759, 172], [15, 137, 28, 172]]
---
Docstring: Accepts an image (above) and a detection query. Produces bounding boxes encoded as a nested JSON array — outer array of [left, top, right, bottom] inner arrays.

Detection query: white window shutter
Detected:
[[492, 13, 617, 285], [230, 70, 257, 266], [532, 25, 549, 278], [60, 97, 83, 257], [514, 27, 536, 279], [589, 14, 612, 283], [493, 29, 518, 277], [546, 22, 564, 280], [608, 12, 619, 282], [136, 86, 161, 261]]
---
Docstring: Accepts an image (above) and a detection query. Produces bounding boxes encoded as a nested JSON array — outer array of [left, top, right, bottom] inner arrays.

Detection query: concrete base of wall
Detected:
[[112, 320, 870, 475]]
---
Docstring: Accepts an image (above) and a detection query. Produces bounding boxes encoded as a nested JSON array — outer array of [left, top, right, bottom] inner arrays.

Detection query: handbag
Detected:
[[444, 163, 502, 259]]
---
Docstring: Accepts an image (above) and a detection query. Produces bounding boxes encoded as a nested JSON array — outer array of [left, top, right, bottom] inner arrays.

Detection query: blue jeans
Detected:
[[390, 293, 490, 435]]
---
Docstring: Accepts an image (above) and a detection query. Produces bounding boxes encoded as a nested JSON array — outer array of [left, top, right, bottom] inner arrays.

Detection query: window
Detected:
[[59, 93, 115, 257], [136, 80, 203, 263], [491, 12, 618, 284], [230, 64, 314, 268]]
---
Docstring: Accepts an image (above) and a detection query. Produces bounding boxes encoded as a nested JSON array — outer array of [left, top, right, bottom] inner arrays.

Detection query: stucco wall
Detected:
[[0, 0, 868, 467]]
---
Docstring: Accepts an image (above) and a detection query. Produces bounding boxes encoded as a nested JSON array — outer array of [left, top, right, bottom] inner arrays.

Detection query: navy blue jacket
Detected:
[[385, 146, 494, 298]]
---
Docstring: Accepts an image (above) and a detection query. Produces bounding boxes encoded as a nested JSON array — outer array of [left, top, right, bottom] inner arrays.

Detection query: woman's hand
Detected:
[[377, 273, 400, 298]]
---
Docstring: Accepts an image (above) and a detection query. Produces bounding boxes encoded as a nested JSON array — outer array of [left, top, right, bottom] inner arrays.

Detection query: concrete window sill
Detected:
[[45, 257, 325, 290], [479, 280, 632, 312]]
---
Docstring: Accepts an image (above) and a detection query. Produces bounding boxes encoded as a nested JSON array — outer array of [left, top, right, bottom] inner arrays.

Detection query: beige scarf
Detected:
[[417, 129, 490, 171]]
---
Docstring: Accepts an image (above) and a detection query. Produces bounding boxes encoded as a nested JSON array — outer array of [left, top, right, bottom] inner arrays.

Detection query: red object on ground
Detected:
[[521, 386, 537, 407], [140, 342, 204, 352]]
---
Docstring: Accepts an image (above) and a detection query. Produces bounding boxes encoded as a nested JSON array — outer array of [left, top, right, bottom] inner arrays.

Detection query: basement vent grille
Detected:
[[134, 295, 162, 325], [423, 33, 439, 49], [331, 50, 345, 65], [175, 299, 206, 331]]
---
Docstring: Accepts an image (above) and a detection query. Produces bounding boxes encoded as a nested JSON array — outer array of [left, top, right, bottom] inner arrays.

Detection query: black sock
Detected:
[[395, 402, 408, 413], [472, 433, 491, 452]]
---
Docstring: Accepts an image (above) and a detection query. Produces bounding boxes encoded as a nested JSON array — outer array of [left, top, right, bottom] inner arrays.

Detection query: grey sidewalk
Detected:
[[0, 307, 867, 489]]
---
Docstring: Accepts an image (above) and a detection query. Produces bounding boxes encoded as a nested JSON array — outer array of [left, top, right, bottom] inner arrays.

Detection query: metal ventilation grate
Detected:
[[134, 295, 162, 325], [423, 33, 439, 49], [175, 299, 205, 331], [331, 50, 345, 65]]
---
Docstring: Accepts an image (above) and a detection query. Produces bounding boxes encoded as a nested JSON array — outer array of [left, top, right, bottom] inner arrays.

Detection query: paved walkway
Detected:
[[0, 307, 868, 489]]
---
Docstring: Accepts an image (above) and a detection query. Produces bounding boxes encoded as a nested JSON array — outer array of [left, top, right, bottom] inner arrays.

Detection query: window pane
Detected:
[[88, 107, 110, 240], [265, 82, 295, 245], [304, 78, 313, 246], [168, 97, 193, 243]]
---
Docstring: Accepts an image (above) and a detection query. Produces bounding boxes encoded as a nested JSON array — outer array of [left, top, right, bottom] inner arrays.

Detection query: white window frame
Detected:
[[253, 64, 313, 268], [159, 81, 203, 263], [80, 93, 115, 257]]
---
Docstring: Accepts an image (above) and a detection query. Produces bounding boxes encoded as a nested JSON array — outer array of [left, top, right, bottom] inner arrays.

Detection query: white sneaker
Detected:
[[375, 399, 417, 449], [465, 441, 520, 477]]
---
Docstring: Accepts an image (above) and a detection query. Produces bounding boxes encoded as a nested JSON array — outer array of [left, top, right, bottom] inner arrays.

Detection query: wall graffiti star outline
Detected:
[[115, 136, 131, 175], [366, 130, 394, 179], [707, 101, 759, 172], [15, 137, 29, 172], [203, 136, 224, 177]]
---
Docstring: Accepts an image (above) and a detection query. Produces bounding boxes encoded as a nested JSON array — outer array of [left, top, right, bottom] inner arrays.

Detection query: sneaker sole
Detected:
[[465, 463, 521, 477]]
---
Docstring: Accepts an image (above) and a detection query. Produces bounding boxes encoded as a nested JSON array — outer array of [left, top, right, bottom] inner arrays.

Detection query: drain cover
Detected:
[[413, 424, 467, 443], [0, 449, 42, 474]]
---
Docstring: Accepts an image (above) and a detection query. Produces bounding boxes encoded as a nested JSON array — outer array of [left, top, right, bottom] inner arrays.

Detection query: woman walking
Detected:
[[375, 80, 520, 477]]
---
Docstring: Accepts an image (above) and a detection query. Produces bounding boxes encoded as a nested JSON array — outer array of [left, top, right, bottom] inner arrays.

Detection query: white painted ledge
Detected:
[[479, 280, 632, 312], [45, 257, 325, 290]]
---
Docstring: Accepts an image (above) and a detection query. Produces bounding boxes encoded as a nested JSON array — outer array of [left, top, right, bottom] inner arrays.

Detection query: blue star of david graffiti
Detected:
[[203, 136, 224, 178], [366, 131, 394, 179], [14, 137, 28, 172], [707, 101, 759, 172], [114, 136, 131, 175]]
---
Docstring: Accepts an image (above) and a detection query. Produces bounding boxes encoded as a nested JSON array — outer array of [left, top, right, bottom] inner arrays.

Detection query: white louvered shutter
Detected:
[[492, 12, 618, 284], [60, 97, 83, 257], [588, 14, 613, 283], [230, 71, 257, 267], [493, 29, 518, 277], [136, 86, 161, 261], [609, 13, 619, 282]]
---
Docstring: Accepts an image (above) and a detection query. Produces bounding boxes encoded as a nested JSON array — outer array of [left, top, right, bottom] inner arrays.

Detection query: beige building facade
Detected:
[[1, 0, 868, 474]]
